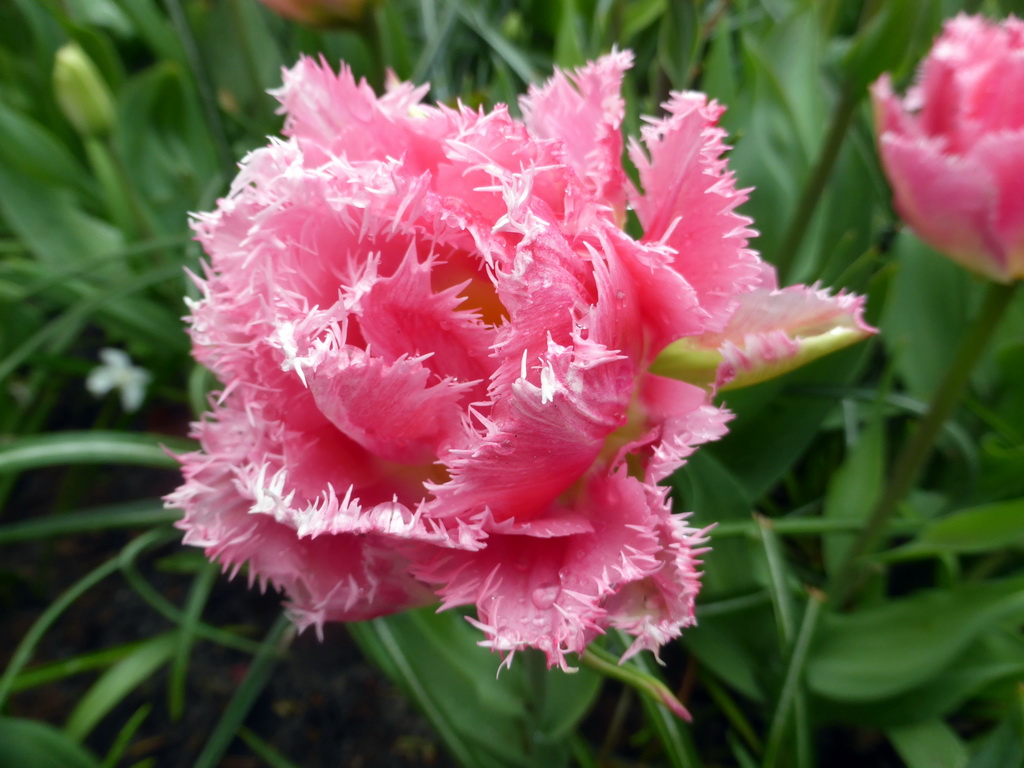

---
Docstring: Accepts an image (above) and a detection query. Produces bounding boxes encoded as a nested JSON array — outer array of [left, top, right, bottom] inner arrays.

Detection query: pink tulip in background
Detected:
[[873, 14, 1024, 283], [258, 0, 373, 26], [167, 52, 873, 668]]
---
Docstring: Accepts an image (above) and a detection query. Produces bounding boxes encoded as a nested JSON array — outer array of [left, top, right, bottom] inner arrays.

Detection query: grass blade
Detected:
[[0, 431, 194, 474], [192, 613, 293, 768]]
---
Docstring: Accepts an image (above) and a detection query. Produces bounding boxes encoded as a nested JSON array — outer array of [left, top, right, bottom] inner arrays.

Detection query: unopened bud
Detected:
[[53, 43, 115, 138]]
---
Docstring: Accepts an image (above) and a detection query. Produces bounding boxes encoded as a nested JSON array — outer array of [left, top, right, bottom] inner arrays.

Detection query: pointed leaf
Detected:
[[0, 718, 101, 768], [887, 719, 969, 768], [807, 579, 1024, 701], [64, 633, 177, 741]]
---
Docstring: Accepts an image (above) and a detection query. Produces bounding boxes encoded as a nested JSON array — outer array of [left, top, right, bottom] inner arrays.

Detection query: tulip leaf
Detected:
[[880, 235, 981, 400], [0, 431, 194, 474], [0, 165, 123, 268], [685, 603, 776, 703], [0, 718, 101, 768], [840, 0, 941, 92], [884, 498, 1024, 559], [822, 414, 885, 575], [0, 104, 94, 198], [967, 711, 1024, 768], [887, 719, 969, 768], [64, 633, 177, 742], [812, 629, 1024, 728], [349, 607, 601, 768], [807, 579, 1024, 701], [675, 450, 760, 597]]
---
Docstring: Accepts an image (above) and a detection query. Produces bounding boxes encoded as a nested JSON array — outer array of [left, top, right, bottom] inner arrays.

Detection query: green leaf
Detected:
[[0, 431, 194, 474], [107, 0, 187, 65], [8, 640, 158, 693], [64, 634, 177, 742], [350, 607, 601, 768], [673, 451, 757, 597], [880, 235, 981, 399], [0, 718, 101, 768], [887, 719, 969, 768], [0, 103, 94, 198], [886, 498, 1024, 560], [709, 342, 869, 501], [456, 2, 539, 85], [839, 0, 941, 92], [685, 602, 776, 703], [967, 708, 1024, 768], [0, 164, 122, 268], [807, 579, 1024, 701], [0, 499, 176, 544], [113, 62, 220, 233], [101, 705, 151, 768], [621, 0, 667, 44], [657, 0, 700, 89], [812, 629, 1024, 728], [822, 415, 885, 575], [192, 614, 292, 768], [554, 0, 586, 68]]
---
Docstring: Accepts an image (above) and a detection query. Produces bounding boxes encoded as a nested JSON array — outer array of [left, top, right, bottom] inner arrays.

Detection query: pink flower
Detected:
[[873, 14, 1024, 282], [168, 52, 871, 668], [257, 0, 373, 26]]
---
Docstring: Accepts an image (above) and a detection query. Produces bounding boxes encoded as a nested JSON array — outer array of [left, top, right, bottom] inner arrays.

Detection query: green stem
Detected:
[[833, 279, 1020, 606], [228, 0, 266, 114], [582, 643, 691, 722], [163, 0, 235, 183], [711, 516, 919, 538], [701, 671, 763, 754], [773, 84, 860, 282], [762, 590, 824, 768], [756, 515, 795, 647]]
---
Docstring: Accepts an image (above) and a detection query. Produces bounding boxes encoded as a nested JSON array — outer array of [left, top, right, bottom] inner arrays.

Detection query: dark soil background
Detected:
[[2, 461, 457, 768]]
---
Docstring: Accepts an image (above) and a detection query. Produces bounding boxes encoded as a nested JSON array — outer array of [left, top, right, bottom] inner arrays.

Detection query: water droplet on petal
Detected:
[[531, 584, 560, 610]]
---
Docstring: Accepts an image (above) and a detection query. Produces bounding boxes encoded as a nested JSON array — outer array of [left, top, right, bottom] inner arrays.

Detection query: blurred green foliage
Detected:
[[2, 0, 1024, 766]]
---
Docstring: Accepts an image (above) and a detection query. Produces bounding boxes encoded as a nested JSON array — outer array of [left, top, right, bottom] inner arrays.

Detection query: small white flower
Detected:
[[86, 348, 151, 412]]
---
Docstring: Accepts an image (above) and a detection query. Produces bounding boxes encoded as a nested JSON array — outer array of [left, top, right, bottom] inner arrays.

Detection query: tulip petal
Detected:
[[520, 50, 633, 211], [971, 131, 1024, 280], [878, 132, 1003, 280], [414, 471, 673, 669], [309, 348, 474, 465], [629, 92, 763, 332]]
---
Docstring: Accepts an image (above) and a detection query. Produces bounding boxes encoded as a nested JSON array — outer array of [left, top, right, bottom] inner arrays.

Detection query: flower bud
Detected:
[[873, 15, 1024, 283], [53, 43, 115, 138]]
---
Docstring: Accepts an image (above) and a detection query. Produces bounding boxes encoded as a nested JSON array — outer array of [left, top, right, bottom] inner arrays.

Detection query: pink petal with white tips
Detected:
[[874, 14, 1024, 280], [414, 470, 670, 669], [605, 503, 709, 661], [168, 52, 878, 670], [430, 334, 632, 523], [629, 92, 764, 333], [309, 347, 474, 465], [168, 409, 437, 631], [352, 243, 497, 387], [273, 57, 444, 170], [638, 375, 732, 483], [520, 50, 633, 212]]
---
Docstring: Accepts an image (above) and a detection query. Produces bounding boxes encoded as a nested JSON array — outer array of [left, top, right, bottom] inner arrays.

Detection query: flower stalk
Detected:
[[832, 278, 1020, 606], [582, 643, 691, 722], [773, 84, 860, 282]]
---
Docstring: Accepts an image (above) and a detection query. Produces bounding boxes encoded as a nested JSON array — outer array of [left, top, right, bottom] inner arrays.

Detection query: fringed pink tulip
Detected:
[[873, 14, 1024, 282], [168, 52, 872, 668]]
